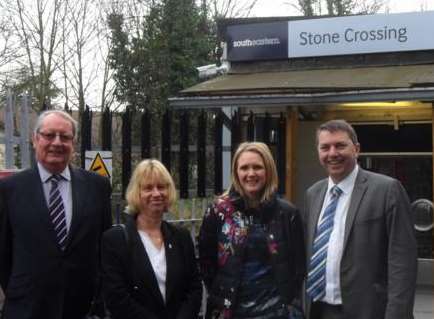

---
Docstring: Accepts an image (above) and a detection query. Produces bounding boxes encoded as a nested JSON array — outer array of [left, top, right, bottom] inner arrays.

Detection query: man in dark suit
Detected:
[[0, 110, 112, 319], [303, 119, 417, 319]]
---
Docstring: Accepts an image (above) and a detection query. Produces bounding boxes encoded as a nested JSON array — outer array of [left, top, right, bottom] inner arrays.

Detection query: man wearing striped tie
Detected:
[[0, 110, 112, 319], [303, 120, 417, 319]]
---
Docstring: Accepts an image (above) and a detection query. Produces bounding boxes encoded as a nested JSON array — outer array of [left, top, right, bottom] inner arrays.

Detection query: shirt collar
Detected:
[[327, 164, 359, 195], [37, 162, 71, 183]]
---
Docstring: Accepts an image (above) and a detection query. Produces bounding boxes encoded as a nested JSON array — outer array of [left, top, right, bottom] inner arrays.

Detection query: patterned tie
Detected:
[[306, 185, 343, 302], [48, 174, 68, 250]]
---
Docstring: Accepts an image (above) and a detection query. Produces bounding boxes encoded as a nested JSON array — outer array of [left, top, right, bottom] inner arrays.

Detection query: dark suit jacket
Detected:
[[0, 166, 112, 319], [101, 216, 202, 319], [303, 168, 417, 319]]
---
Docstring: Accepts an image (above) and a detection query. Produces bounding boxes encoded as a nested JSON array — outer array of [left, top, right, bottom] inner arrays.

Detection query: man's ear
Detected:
[[31, 133, 37, 149], [355, 143, 361, 157]]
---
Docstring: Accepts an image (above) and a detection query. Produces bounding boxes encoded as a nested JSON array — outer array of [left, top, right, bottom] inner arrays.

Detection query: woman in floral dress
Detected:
[[199, 142, 305, 319]]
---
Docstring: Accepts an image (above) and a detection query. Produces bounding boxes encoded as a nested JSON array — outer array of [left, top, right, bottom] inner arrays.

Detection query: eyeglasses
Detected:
[[37, 131, 74, 142]]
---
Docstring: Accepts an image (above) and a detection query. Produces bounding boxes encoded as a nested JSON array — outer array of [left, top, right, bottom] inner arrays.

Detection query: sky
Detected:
[[2, 0, 434, 110], [250, 0, 434, 17]]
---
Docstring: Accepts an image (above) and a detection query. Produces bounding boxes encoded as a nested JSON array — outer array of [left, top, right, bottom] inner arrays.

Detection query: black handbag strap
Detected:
[[114, 223, 137, 286], [116, 223, 129, 246]]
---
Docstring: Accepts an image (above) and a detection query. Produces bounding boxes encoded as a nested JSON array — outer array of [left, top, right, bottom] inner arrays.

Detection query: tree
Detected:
[[60, 0, 102, 114], [296, 0, 315, 16], [108, 0, 213, 114], [0, 10, 19, 91], [3, 0, 68, 110], [209, 0, 259, 19], [0, 13, 16, 68], [1, 0, 119, 112], [196, 0, 260, 67], [289, 0, 386, 16]]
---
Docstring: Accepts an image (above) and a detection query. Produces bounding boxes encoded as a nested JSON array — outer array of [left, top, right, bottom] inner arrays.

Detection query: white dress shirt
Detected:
[[320, 165, 359, 304], [38, 163, 73, 232], [139, 230, 167, 303]]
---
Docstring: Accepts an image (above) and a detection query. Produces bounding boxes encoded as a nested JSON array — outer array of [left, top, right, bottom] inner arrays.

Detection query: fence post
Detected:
[[80, 105, 92, 168], [122, 109, 132, 197], [247, 111, 255, 141], [102, 107, 112, 151], [214, 111, 223, 195], [161, 110, 171, 172], [179, 111, 189, 199], [231, 110, 241, 157], [197, 110, 206, 198], [141, 110, 151, 159], [5, 91, 14, 169], [19, 93, 31, 168], [262, 112, 271, 144]]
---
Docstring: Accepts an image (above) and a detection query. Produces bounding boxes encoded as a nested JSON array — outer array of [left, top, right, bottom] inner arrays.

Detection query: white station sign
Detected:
[[288, 11, 434, 58]]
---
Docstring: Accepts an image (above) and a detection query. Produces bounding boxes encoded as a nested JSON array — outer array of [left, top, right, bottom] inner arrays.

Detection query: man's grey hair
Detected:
[[34, 110, 78, 138]]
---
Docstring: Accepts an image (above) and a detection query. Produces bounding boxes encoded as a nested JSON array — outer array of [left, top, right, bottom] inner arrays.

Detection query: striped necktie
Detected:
[[306, 185, 343, 302], [48, 174, 68, 250]]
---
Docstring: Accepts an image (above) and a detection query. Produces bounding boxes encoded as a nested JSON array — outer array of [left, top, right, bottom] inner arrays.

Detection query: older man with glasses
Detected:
[[0, 110, 112, 319]]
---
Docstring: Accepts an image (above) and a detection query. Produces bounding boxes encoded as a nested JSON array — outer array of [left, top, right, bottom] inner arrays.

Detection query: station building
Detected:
[[170, 11, 434, 284]]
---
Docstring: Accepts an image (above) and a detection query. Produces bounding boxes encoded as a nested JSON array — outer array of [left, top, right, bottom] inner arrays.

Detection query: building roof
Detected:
[[170, 64, 434, 109], [183, 64, 434, 95]]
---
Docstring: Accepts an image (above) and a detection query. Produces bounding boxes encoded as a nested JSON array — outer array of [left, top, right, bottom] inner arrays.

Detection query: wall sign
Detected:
[[289, 11, 434, 58], [226, 21, 288, 61], [225, 11, 434, 61], [85, 151, 112, 183]]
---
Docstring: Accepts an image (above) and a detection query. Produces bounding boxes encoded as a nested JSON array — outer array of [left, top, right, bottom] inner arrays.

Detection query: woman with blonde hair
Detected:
[[199, 142, 305, 319], [102, 159, 202, 319]]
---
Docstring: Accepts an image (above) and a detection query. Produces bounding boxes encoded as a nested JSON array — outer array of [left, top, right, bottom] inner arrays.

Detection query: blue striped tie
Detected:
[[306, 185, 342, 302], [48, 175, 68, 250]]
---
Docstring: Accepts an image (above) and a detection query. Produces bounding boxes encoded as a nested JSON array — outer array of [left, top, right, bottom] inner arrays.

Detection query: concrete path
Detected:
[[0, 284, 432, 318], [414, 286, 433, 319]]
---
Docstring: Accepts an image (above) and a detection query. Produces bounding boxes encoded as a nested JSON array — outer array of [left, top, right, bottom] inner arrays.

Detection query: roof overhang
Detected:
[[170, 64, 434, 109], [170, 87, 434, 109]]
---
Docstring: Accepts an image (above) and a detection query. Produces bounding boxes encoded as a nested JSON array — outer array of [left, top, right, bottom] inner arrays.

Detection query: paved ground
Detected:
[[1, 285, 432, 317], [415, 285, 433, 319]]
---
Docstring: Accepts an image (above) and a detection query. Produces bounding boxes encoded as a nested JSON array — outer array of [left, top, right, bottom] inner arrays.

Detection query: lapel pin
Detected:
[[168, 243, 172, 249]]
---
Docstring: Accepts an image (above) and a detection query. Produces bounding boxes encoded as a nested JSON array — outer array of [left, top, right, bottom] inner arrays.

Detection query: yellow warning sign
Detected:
[[89, 152, 110, 178]]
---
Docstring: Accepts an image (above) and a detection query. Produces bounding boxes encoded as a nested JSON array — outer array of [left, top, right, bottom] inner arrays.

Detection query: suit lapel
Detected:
[[66, 167, 88, 248], [343, 169, 368, 250], [129, 219, 166, 306], [28, 168, 50, 223], [28, 169, 56, 238], [27, 168, 61, 253], [163, 222, 177, 303]]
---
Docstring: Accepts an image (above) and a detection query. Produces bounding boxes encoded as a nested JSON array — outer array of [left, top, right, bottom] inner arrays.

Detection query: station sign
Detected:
[[226, 21, 288, 61], [289, 11, 434, 58], [225, 11, 434, 61]]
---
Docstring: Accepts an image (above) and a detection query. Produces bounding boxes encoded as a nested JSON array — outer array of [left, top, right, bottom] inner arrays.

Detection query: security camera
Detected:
[[196, 62, 229, 80]]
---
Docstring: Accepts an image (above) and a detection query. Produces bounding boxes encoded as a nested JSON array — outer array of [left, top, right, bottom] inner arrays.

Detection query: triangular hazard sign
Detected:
[[89, 152, 110, 178]]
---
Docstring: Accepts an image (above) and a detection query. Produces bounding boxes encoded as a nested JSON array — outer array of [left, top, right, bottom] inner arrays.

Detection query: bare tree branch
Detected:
[[286, 0, 386, 16], [210, 0, 259, 19]]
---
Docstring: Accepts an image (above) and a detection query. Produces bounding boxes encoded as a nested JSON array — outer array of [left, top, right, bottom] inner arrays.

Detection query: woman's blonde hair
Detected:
[[224, 142, 278, 203], [125, 159, 177, 215]]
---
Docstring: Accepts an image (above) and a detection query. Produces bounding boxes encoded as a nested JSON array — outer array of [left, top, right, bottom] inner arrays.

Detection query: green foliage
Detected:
[[108, 0, 214, 115], [2, 67, 62, 110]]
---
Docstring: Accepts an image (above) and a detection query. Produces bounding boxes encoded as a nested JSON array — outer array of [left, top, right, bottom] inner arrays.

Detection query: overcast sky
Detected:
[[250, 0, 434, 17]]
